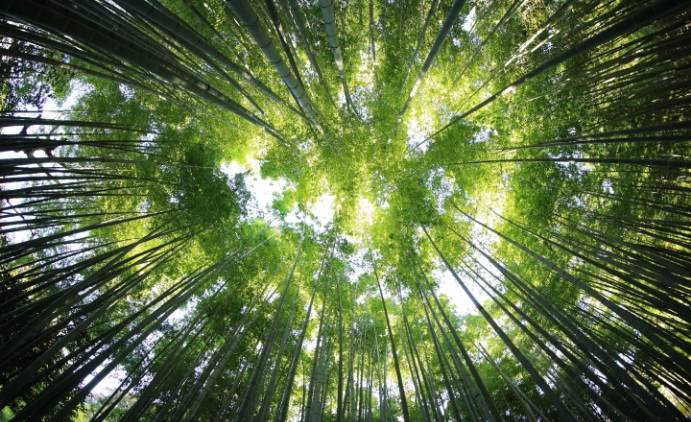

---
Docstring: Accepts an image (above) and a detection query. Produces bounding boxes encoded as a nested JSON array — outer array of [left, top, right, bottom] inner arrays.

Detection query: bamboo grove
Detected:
[[0, 0, 689, 420]]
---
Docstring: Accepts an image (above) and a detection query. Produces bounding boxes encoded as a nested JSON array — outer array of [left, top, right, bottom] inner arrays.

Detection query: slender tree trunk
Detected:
[[374, 266, 411, 422]]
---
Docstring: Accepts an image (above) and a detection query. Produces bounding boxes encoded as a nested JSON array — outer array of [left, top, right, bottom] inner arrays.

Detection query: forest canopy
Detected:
[[1, 0, 690, 420]]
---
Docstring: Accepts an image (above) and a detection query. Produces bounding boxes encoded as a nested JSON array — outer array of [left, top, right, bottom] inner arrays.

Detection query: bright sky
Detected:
[[435, 266, 481, 315], [1, 85, 86, 244], [462, 6, 477, 33], [220, 160, 336, 233], [406, 114, 432, 153], [432, 216, 499, 317], [220, 160, 290, 221], [424, 158, 509, 316]]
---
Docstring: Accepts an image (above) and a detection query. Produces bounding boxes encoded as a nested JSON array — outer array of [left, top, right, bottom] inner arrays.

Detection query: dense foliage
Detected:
[[1, 0, 690, 420]]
